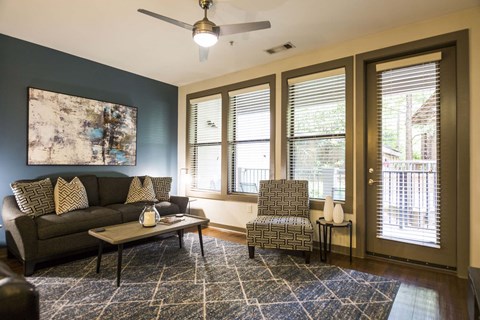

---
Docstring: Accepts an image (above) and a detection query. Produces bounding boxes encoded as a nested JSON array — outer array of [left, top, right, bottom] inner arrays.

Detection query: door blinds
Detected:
[[188, 95, 222, 192], [228, 85, 270, 193], [287, 68, 346, 201], [376, 54, 441, 247]]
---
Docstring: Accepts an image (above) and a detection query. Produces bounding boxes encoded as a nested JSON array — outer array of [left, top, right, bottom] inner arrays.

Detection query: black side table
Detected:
[[316, 218, 352, 263]]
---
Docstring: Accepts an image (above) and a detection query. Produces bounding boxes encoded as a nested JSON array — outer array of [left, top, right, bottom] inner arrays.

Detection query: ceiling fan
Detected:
[[138, 0, 271, 62]]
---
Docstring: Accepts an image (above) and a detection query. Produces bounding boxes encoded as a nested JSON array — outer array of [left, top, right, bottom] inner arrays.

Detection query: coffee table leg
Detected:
[[96, 240, 104, 273], [197, 225, 205, 257], [177, 230, 183, 248], [117, 244, 123, 287]]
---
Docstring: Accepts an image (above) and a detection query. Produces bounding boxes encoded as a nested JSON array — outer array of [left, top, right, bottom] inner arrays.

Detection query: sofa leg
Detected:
[[24, 261, 35, 276], [248, 246, 255, 259], [304, 251, 311, 264]]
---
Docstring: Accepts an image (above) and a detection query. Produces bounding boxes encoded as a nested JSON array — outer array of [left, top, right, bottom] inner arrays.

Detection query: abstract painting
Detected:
[[28, 88, 137, 165]]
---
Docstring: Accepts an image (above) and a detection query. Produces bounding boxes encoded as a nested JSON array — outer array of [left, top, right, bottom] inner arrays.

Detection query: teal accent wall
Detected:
[[0, 34, 178, 245]]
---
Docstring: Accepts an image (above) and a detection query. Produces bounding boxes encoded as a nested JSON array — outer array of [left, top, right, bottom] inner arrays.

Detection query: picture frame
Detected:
[[27, 87, 137, 165]]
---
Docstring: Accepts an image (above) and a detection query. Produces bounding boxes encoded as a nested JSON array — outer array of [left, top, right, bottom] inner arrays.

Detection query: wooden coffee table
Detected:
[[88, 214, 209, 286]]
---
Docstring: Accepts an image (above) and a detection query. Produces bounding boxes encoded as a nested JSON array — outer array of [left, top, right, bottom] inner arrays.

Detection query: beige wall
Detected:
[[178, 7, 480, 265]]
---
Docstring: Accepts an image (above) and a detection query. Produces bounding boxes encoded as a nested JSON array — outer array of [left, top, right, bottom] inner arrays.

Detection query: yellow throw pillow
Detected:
[[54, 177, 89, 215], [125, 176, 158, 204]]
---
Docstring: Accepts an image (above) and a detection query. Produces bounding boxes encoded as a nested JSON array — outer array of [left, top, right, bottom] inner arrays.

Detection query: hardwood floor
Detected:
[[0, 226, 467, 319], [200, 227, 468, 320]]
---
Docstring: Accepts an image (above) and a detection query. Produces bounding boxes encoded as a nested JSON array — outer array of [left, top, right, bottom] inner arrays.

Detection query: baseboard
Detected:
[[317, 242, 353, 256], [205, 225, 355, 259], [208, 222, 246, 234]]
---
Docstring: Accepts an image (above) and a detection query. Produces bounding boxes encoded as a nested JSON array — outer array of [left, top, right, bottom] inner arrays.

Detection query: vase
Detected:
[[139, 204, 160, 227], [324, 196, 334, 222], [333, 203, 344, 224]]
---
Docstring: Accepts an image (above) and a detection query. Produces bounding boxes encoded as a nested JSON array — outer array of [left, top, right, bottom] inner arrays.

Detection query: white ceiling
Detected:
[[0, 0, 478, 86]]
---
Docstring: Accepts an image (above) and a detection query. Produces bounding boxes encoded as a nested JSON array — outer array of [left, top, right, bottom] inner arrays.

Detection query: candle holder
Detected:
[[139, 203, 160, 227]]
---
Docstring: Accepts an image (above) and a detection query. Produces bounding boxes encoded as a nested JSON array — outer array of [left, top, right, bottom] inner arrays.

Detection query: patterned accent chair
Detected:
[[246, 180, 313, 263]]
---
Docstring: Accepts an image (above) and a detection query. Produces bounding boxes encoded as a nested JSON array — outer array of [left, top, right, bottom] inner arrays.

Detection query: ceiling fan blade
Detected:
[[199, 47, 209, 62], [216, 21, 271, 36], [138, 9, 193, 31]]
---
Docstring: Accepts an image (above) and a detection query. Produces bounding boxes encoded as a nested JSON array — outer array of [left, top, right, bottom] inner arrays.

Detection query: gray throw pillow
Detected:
[[151, 177, 172, 201], [10, 178, 55, 218]]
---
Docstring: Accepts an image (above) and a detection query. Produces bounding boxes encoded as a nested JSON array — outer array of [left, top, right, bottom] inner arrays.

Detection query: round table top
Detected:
[[317, 217, 351, 227]]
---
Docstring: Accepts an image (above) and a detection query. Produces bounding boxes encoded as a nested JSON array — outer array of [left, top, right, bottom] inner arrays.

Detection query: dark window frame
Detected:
[[186, 75, 276, 202]]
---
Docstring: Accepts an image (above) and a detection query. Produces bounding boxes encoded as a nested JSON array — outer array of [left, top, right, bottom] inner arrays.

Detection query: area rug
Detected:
[[29, 233, 400, 319]]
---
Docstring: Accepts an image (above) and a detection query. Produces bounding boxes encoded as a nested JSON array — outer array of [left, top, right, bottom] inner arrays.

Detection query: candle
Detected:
[[143, 211, 156, 227]]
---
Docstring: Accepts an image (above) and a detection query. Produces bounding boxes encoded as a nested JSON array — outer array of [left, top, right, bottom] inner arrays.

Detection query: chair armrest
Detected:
[[1, 196, 39, 260], [169, 195, 189, 213]]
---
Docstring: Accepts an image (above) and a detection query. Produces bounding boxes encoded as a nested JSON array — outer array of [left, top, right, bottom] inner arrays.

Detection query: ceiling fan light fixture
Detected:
[[193, 30, 218, 47], [193, 18, 218, 47], [138, 0, 271, 61]]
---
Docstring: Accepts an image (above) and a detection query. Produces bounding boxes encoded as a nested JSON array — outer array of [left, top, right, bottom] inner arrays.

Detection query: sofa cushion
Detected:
[[155, 201, 180, 216], [107, 202, 180, 223], [10, 178, 55, 218], [125, 176, 157, 204], [98, 177, 133, 206], [151, 177, 172, 201], [35, 206, 122, 240], [54, 177, 89, 215], [106, 203, 145, 223], [246, 215, 314, 251]]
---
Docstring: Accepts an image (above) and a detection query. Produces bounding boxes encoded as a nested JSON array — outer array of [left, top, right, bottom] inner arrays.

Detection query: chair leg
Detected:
[[304, 251, 311, 264], [248, 246, 255, 259]]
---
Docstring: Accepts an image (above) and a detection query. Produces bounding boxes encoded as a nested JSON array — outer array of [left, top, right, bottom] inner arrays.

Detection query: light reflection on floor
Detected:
[[389, 283, 440, 319]]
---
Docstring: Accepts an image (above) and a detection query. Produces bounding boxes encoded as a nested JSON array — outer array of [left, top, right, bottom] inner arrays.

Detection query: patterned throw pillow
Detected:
[[10, 178, 55, 218], [151, 177, 172, 201], [54, 177, 89, 215], [125, 176, 158, 204]]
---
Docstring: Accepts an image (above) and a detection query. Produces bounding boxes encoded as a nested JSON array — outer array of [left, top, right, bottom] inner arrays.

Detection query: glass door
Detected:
[[366, 47, 457, 268]]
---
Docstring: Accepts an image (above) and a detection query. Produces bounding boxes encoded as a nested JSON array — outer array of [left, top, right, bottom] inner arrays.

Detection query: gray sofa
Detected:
[[2, 175, 188, 276]]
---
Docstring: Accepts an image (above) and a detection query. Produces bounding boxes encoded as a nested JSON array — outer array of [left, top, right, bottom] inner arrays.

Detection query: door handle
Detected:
[[368, 179, 379, 185]]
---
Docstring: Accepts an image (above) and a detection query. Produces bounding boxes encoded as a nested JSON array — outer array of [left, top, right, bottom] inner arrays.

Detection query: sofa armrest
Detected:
[[2, 196, 39, 261], [169, 196, 189, 213]]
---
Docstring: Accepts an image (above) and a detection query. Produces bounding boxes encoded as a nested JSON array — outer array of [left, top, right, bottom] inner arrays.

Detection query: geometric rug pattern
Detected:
[[29, 233, 400, 319]]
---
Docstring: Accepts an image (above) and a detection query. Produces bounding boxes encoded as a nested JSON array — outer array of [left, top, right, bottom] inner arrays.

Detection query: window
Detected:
[[282, 58, 353, 211], [188, 95, 222, 192], [187, 75, 275, 201], [228, 85, 271, 194]]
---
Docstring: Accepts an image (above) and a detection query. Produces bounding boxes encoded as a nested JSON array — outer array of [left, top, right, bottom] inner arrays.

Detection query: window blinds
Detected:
[[188, 95, 222, 191], [287, 68, 346, 201], [376, 57, 441, 247], [228, 86, 270, 193]]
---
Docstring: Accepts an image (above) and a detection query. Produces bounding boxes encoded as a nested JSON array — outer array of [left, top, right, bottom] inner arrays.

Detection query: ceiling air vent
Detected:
[[265, 42, 296, 55]]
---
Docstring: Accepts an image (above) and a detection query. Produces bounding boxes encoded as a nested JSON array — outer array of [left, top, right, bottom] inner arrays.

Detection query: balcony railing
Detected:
[[235, 168, 270, 193], [236, 167, 345, 200], [380, 160, 438, 245]]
